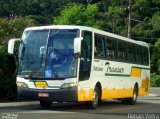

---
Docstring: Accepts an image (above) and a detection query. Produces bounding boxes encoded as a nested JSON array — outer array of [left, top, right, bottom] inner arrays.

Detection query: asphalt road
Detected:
[[0, 96, 160, 119]]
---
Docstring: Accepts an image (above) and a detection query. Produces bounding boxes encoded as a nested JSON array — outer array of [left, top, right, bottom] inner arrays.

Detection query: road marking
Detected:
[[107, 105, 156, 112], [20, 110, 75, 113]]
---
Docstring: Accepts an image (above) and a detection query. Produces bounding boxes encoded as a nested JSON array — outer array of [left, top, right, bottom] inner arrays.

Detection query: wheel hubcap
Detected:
[[133, 90, 137, 101], [93, 90, 98, 105]]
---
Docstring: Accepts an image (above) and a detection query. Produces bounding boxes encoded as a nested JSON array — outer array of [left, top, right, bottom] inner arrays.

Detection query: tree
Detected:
[[0, 46, 17, 101], [0, 17, 37, 45], [54, 3, 99, 28]]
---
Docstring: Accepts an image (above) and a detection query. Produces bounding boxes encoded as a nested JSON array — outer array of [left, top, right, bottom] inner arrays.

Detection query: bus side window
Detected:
[[147, 48, 149, 65], [118, 40, 127, 61], [106, 38, 117, 59], [128, 43, 135, 63], [142, 47, 145, 65], [144, 47, 149, 65], [106, 38, 113, 58], [127, 43, 132, 62], [112, 39, 118, 59], [136, 45, 139, 64], [136, 45, 142, 64], [94, 34, 105, 59], [132, 44, 136, 63]]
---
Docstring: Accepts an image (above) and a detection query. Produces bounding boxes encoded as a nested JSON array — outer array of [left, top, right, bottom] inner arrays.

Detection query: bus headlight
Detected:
[[61, 82, 78, 88], [16, 81, 28, 88]]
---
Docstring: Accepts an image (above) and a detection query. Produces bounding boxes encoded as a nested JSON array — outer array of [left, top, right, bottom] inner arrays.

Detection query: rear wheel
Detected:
[[86, 87, 99, 109], [40, 101, 52, 108], [121, 85, 138, 105], [128, 85, 138, 105]]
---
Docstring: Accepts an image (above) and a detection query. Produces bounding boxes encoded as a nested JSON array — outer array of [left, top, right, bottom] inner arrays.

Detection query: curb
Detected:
[[156, 94, 160, 97], [140, 94, 160, 100], [148, 94, 157, 97], [148, 94, 160, 97], [150, 87, 160, 89], [0, 101, 39, 108]]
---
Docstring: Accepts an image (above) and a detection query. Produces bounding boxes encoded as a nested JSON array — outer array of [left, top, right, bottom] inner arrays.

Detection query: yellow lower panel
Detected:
[[139, 88, 149, 96], [139, 78, 150, 96], [102, 88, 133, 99], [78, 89, 94, 102]]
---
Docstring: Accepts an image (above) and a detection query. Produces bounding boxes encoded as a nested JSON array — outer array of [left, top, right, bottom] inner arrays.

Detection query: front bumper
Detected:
[[17, 87, 78, 102]]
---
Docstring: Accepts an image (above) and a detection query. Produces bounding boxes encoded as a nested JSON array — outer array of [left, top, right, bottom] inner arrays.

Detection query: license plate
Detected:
[[38, 93, 49, 97]]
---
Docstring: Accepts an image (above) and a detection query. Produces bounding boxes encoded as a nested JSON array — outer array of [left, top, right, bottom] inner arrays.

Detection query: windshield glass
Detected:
[[18, 29, 79, 79]]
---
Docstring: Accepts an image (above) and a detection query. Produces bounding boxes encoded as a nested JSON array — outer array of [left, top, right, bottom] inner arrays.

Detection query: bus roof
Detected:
[[24, 25, 148, 47]]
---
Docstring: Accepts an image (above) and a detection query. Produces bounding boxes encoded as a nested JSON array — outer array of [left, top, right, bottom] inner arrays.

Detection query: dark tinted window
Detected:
[[93, 34, 149, 66], [118, 40, 127, 60], [94, 34, 105, 58], [79, 31, 92, 81], [106, 37, 117, 59], [136, 45, 142, 64], [127, 43, 136, 63], [143, 47, 149, 65]]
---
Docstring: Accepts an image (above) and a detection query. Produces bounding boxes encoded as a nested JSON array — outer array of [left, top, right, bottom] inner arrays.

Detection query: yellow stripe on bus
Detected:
[[131, 68, 141, 77], [101, 88, 133, 99], [77, 88, 133, 101]]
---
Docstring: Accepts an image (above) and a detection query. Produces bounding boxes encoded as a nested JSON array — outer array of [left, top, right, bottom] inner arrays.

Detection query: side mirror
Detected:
[[74, 37, 83, 54], [8, 38, 21, 54]]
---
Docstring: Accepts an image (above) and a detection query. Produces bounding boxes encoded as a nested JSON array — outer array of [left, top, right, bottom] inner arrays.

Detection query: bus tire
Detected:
[[40, 101, 52, 108], [86, 86, 99, 109], [128, 85, 138, 105]]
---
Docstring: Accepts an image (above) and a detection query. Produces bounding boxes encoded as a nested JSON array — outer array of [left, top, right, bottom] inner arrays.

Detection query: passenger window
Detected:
[[142, 47, 145, 65], [136, 45, 142, 64], [132, 44, 136, 62], [144, 47, 149, 65], [106, 38, 117, 59], [127, 43, 133, 62], [94, 34, 105, 59], [127, 43, 136, 63], [118, 40, 127, 61]]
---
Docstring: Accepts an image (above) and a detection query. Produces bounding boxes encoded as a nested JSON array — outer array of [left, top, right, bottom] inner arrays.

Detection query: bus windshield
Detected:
[[18, 29, 79, 79]]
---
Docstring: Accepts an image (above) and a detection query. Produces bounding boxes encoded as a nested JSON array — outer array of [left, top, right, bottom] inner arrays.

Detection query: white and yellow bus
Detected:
[[8, 25, 150, 109]]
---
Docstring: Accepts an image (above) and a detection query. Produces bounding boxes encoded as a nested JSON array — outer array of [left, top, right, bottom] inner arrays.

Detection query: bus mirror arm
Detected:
[[74, 52, 82, 59], [74, 37, 83, 55], [8, 38, 21, 55]]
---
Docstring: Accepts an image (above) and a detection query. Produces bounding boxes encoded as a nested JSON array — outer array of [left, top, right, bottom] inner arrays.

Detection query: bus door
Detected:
[[79, 31, 92, 82]]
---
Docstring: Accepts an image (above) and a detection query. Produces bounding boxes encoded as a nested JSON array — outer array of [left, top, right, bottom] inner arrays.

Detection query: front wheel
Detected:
[[40, 101, 52, 108], [86, 87, 99, 109]]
